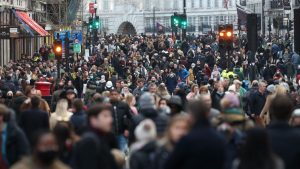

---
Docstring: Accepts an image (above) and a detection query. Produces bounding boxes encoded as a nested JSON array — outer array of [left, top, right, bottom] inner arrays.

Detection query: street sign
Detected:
[[74, 43, 81, 53], [89, 3, 95, 14], [0, 28, 10, 39], [71, 30, 83, 44]]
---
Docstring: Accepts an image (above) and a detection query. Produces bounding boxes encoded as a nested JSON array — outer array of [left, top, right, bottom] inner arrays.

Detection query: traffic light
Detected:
[[171, 13, 180, 28], [53, 40, 62, 59], [218, 24, 233, 52], [179, 14, 187, 29], [94, 16, 100, 29], [88, 17, 93, 30]]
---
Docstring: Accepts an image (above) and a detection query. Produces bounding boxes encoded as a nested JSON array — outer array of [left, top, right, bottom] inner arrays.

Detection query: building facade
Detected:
[[92, 0, 238, 35], [245, 0, 299, 36], [0, 0, 49, 65]]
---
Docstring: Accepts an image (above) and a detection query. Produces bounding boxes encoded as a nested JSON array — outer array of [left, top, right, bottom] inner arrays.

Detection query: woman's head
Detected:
[[191, 84, 199, 93], [199, 86, 209, 94], [125, 93, 136, 106], [166, 114, 190, 144], [55, 99, 68, 115]]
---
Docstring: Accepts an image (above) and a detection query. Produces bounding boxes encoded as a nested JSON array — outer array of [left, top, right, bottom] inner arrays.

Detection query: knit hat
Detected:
[[221, 93, 244, 123], [134, 119, 157, 142], [139, 92, 156, 109], [267, 84, 276, 93], [168, 95, 182, 106]]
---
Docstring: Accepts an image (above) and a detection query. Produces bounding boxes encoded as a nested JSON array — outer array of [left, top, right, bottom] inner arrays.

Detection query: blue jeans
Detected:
[[117, 135, 128, 153]]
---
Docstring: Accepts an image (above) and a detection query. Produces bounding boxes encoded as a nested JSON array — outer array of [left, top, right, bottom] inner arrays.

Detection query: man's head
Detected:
[[187, 99, 210, 124], [198, 94, 212, 109], [72, 99, 84, 112], [31, 96, 41, 108], [87, 104, 113, 133], [270, 94, 294, 122], [109, 89, 120, 103], [148, 83, 157, 94], [32, 130, 59, 166], [258, 81, 267, 93]]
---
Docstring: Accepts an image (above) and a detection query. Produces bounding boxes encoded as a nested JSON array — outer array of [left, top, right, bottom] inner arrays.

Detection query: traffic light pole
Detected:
[[182, 0, 187, 41], [65, 35, 70, 73]]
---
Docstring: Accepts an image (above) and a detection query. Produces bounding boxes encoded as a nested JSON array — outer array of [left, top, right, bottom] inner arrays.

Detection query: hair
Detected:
[[125, 93, 135, 106], [31, 129, 53, 149], [73, 98, 84, 111], [165, 114, 190, 151], [87, 104, 112, 126], [55, 99, 69, 116], [269, 94, 294, 122], [31, 96, 41, 108], [275, 85, 287, 95], [53, 121, 72, 155], [0, 104, 10, 122], [191, 84, 199, 93], [199, 85, 209, 94], [238, 128, 275, 169], [187, 99, 210, 123]]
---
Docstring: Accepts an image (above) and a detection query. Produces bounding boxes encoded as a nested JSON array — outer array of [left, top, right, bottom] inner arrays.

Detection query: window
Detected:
[[191, 0, 195, 8], [174, 0, 178, 9], [199, 0, 202, 8], [144, 0, 150, 10], [207, 0, 211, 8], [103, 0, 109, 11], [215, 0, 218, 7]]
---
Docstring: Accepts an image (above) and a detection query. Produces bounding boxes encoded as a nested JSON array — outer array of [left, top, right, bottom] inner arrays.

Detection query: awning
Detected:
[[15, 11, 49, 36], [12, 9, 35, 36]]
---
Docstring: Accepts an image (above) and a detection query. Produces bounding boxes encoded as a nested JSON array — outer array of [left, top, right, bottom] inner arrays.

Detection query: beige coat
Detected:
[[11, 157, 70, 169]]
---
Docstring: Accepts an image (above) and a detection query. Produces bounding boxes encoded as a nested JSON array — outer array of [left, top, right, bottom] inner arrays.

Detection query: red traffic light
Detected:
[[55, 46, 62, 53], [226, 31, 232, 37], [53, 40, 62, 57]]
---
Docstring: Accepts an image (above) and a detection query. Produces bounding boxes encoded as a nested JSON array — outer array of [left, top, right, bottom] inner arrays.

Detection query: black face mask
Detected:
[[37, 150, 58, 166]]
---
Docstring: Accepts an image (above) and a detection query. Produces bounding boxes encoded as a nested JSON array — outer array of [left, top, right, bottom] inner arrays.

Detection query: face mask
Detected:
[[6, 96, 13, 99], [37, 150, 58, 165]]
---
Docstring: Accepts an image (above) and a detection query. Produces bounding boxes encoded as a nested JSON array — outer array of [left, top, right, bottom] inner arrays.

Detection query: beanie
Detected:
[[139, 92, 156, 109], [134, 119, 157, 142]]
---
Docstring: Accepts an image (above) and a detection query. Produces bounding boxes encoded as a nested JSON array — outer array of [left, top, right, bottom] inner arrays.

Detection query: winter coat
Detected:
[[178, 68, 189, 82], [19, 108, 50, 142], [5, 122, 30, 167], [268, 122, 300, 169], [165, 120, 226, 169], [11, 157, 70, 169], [71, 130, 118, 169], [111, 101, 132, 136], [130, 141, 157, 169]]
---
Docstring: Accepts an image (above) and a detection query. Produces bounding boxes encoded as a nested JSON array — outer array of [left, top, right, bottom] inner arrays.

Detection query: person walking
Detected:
[[268, 94, 300, 169], [19, 96, 50, 142], [165, 99, 226, 169], [71, 104, 118, 169], [11, 130, 70, 169]]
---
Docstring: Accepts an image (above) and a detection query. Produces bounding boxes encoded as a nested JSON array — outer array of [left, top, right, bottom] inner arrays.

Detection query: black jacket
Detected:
[[70, 111, 86, 135], [5, 122, 30, 167], [129, 108, 168, 144], [111, 101, 132, 135], [19, 108, 49, 142], [165, 120, 226, 169], [71, 130, 118, 169], [249, 91, 266, 116], [130, 141, 157, 169], [268, 122, 300, 169]]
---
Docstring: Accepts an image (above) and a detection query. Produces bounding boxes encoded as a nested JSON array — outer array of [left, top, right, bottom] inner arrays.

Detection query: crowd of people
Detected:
[[0, 33, 300, 169]]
